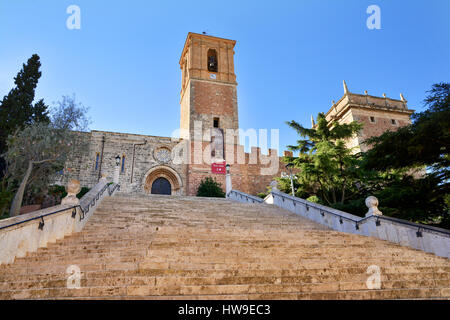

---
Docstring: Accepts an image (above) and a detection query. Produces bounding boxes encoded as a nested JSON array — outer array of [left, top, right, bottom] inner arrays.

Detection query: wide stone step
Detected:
[[2, 266, 450, 284], [16, 246, 439, 262], [1, 285, 449, 300], [2, 194, 449, 300], [4, 274, 449, 292]]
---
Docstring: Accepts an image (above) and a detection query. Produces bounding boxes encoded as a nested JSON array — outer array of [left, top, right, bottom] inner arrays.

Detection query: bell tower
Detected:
[[179, 32, 239, 142]]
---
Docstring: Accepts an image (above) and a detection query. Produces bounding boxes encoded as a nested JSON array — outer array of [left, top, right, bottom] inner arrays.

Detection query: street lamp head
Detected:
[[226, 164, 230, 174], [115, 155, 121, 166]]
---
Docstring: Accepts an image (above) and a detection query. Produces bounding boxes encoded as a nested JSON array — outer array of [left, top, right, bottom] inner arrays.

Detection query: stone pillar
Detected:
[[270, 180, 279, 192], [61, 179, 81, 206], [113, 165, 120, 184], [225, 164, 232, 195], [365, 196, 382, 217]]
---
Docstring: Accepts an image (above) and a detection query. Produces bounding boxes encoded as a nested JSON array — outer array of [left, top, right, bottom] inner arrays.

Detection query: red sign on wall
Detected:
[[211, 162, 226, 174]]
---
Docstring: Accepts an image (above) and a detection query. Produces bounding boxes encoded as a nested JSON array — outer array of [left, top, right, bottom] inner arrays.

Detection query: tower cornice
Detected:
[[179, 32, 236, 66]]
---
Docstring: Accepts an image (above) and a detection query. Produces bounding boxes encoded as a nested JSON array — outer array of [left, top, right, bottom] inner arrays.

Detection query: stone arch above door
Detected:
[[143, 165, 183, 195]]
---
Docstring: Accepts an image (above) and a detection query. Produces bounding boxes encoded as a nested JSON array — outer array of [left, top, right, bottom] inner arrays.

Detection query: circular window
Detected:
[[154, 147, 171, 163]]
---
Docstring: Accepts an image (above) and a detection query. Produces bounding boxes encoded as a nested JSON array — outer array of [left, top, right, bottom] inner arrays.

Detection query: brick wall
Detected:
[[181, 79, 239, 142], [352, 108, 412, 152], [185, 141, 284, 196]]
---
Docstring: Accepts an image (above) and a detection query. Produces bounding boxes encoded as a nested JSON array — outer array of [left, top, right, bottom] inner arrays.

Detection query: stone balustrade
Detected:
[[227, 190, 264, 204], [229, 189, 450, 259], [0, 178, 120, 265]]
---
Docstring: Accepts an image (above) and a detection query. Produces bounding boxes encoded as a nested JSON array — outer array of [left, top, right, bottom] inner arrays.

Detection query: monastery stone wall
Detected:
[[62, 131, 187, 195], [61, 131, 284, 197]]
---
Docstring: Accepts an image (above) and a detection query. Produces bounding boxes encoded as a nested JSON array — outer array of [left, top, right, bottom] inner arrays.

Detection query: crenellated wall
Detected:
[[185, 141, 284, 196]]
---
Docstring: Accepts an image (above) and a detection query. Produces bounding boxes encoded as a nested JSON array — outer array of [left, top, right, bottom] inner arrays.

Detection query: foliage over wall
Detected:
[[0, 54, 91, 217], [281, 83, 449, 229]]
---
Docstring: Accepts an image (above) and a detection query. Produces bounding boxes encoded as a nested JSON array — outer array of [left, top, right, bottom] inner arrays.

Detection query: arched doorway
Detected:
[[143, 165, 183, 195], [151, 177, 171, 195]]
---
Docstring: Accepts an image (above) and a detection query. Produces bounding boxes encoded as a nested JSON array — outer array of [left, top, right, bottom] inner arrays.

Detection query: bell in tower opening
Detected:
[[207, 49, 218, 72]]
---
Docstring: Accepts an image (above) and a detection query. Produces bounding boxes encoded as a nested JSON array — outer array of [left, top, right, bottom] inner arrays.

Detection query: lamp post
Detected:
[[285, 163, 295, 197], [225, 164, 232, 196], [114, 155, 121, 184]]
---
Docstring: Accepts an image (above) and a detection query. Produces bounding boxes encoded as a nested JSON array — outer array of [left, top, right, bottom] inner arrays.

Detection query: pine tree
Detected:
[[284, 113, 363, 205], [362, 83, 449, 227], [0, 54, 50, 157], [364, 83, 449, 184]]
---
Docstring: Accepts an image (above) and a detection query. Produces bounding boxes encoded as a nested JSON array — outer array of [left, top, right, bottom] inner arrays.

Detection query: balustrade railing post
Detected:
[[61, 179, 81, 206]]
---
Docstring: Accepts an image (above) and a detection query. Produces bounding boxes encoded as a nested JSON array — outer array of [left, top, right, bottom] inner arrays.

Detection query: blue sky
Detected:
[[0, 0, 449, 154]]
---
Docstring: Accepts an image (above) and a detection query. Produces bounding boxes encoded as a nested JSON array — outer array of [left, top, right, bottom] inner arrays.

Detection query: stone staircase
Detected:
[[1, 194, 449, 299]]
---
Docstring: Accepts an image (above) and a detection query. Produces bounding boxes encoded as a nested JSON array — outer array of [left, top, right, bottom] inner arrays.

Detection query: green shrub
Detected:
[[306, 195, 321, 204], [48, 185, 67, 198], [196, 177, 226, 198], [77, 187, 90, 199], [331, 198, 366, 218], [48, 185, 91, 200]]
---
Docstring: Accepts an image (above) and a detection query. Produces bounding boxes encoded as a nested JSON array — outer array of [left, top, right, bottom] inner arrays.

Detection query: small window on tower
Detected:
[[207, 49, 218, 72], [213, 118, 220, 128], [370, 116, 375, 123], [391, 119, 397, 125]]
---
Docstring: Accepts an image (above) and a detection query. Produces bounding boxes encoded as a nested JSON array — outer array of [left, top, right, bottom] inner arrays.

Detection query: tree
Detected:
[[363, 83, 449, 227], [364, 83, 449, 182], [50, 95, 90, 131], [284, 113, 363, 205], [196, 177, 226, 198], [0, 54, 49, 180], [0, 54, 50, 156], [281, 84, 449, 228], [4, 96, 89, 217], [0, 175, 13, 218]]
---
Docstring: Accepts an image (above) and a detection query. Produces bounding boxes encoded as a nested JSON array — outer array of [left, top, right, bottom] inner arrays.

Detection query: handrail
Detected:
[[0, 205, 79, 231], [0, 183, 120, 231], [270, 190, 450, 237], [375, 214, 450, 236], [269, 190, 360, 222], [228, 190, 264, 203], [79, 183, 120, 216]]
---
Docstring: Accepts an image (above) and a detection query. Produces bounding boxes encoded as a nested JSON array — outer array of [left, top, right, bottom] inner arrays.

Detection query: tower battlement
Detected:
[[325, 81, 414, 123], [320, 81, 415, 152]]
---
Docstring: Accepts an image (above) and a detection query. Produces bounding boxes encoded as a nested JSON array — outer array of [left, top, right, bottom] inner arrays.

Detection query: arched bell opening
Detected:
[[207, 49, 218, 72]]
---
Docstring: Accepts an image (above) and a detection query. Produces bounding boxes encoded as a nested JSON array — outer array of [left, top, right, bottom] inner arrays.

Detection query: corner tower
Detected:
[[322, 81, 414, 153], [179, 33, 239, 142]]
